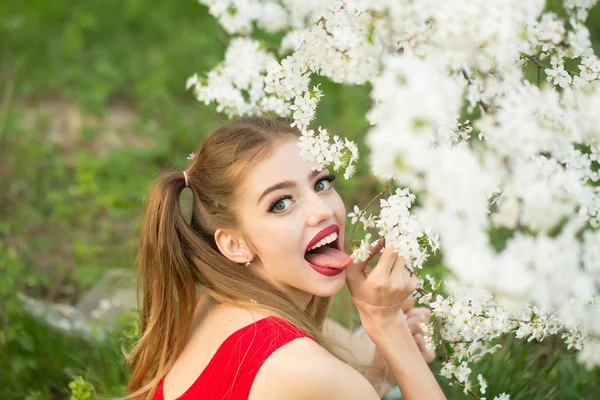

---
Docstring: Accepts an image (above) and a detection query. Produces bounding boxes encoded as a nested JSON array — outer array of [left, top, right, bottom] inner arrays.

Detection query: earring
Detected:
[[245, 258, 252, 267]]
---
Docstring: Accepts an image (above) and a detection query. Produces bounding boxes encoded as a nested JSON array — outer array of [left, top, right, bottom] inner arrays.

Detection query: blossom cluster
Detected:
[[421, 282, 595, 397], [348, 188, 439, 269], [186, 38, 290, 118], [191, 0, 600, 392], [198, 0, 334, 35], [297, 125, 359, 179]]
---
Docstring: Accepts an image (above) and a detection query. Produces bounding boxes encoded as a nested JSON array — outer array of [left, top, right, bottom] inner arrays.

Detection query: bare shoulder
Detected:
[[249, 336, 380, 400]]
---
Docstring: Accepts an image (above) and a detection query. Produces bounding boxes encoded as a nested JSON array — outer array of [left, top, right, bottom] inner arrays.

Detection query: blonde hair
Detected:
[[126, 117, 345, 399]]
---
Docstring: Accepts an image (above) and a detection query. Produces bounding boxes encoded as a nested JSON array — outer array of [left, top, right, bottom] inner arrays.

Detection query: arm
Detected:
[[344, 240, 445, 399], [365, 314, 445, 400], [370, 303, 436, 387], [323, 304, 435, 397]]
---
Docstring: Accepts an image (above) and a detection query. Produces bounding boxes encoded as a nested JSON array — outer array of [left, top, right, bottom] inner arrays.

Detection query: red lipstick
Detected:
[[305, 224, 340, 253]]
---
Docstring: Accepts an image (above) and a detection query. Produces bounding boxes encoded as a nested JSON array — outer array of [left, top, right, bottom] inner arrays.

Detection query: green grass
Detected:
[[1, 1, 599, 399]]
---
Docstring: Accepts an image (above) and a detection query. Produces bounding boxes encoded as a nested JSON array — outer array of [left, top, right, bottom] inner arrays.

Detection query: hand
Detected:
[[401, 299, 436, 363], [345, 237, 419, 332]]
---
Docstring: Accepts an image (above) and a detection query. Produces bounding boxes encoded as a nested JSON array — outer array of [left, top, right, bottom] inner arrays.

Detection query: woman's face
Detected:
[[235, 138, 350, 308]]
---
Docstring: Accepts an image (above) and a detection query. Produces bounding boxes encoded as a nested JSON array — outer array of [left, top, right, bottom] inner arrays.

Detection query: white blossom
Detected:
[[351, 233, 373, 263], [193, 0, 600, 381], [477, 374, 488, 394]]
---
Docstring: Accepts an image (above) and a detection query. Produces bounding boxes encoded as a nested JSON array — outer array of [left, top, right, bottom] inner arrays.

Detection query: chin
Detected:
[[307, 273, 346, 298]]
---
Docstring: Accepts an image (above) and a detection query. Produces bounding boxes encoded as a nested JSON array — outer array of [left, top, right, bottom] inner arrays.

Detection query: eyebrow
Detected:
[[257, 169, 323, 205]]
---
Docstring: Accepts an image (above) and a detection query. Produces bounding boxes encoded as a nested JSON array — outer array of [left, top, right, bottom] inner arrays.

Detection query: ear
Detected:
[[214, 228, 253, 264]]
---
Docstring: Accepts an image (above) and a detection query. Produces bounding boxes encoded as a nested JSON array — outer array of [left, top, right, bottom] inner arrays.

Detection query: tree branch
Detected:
[[460, 69, 490, 114], [350, 190, 386, 245], [522, 53, 548, 70]]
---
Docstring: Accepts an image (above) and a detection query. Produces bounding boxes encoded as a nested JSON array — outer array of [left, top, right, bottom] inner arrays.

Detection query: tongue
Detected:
[[305, 246, 353, 269]]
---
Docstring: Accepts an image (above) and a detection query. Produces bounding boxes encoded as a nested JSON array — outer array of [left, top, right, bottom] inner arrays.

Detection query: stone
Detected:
[[75, 268, 137, 328], [18, 292, 100, 340]]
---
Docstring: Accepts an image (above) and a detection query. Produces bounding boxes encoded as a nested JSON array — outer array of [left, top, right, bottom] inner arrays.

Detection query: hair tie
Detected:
[[183, 170, 189, 187], [352, 296, 406, 309]]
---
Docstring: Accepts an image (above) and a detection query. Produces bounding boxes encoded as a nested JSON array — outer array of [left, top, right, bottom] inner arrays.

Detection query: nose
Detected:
[[306, 191, 334, 227]]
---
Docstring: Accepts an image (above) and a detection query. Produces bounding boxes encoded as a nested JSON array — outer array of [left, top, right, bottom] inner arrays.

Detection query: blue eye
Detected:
[[315, 174, 336, 191], [268, 195, 292, 213], [267, 174, 336, 214], [315, 180, 330, 191]]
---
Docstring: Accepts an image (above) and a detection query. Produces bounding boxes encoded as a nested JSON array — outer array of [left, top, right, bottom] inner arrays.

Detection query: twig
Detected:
[[316, 17, 334, 37], [439, 333, 483, 399], [451, 373, 480, 399], [443, 338, 485, 344], [522, 52, 578, 76], [473, 313, 529, 324], [358, 94, 371, 103], [460, 69, 490, 113], [350, 190, 386, 245], [439, 336, 450, 361], [522, 53, 548, 70]]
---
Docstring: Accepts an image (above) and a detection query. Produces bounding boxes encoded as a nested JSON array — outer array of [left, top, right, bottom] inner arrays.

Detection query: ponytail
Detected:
[[126, 171, 199, 399], [125, 117, 354, 399]]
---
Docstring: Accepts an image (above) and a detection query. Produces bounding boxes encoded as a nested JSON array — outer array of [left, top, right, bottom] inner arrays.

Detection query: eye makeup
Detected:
[[266, 173, 336, 213]]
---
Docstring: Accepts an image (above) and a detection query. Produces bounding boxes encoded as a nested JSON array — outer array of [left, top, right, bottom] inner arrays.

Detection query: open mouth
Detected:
[[304, 227, 352, 271]]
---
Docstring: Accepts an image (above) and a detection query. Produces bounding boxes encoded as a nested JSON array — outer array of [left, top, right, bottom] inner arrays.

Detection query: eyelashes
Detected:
[[267, 195, 292, 213], [267, 174, 336, 213], [321, 173, 336, 184]]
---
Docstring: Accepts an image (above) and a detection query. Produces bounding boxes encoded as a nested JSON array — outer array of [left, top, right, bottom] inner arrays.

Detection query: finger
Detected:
[[407, 307, 431, 323], [414, 333, 427, 353], [387, 248, 407, 273], [413, 332, 435, 363], [362, 243, 398, 281], [368, 237, 386, 260], [425, 347, 436, 363], [360, 237, 386, 267], [386, 253, 412, 290], [345, 237, 386, 282], [417, 307, 431, 322], [400, 298, 416, 313], [407, 317, 423, 336], [408, 275, 419, 295]]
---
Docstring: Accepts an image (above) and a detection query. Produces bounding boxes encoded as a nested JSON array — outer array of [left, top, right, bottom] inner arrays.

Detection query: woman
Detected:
[[127, 117, 445, 399]]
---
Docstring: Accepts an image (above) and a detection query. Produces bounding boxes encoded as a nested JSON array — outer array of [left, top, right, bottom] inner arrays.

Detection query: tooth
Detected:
[[325, 233, 336, 244], [309, 232, 339, 251]]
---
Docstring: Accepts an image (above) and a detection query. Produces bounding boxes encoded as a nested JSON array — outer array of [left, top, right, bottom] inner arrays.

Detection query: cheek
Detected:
[[256, 222, 302, 262], [333, 192, 346, 227]]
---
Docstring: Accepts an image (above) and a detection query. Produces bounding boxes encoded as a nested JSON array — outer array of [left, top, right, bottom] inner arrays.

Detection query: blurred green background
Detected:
[[0, 1, 599, 399]]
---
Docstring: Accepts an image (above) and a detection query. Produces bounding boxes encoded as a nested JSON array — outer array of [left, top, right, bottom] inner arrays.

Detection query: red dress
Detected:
[[154, 316, 316, 400]]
